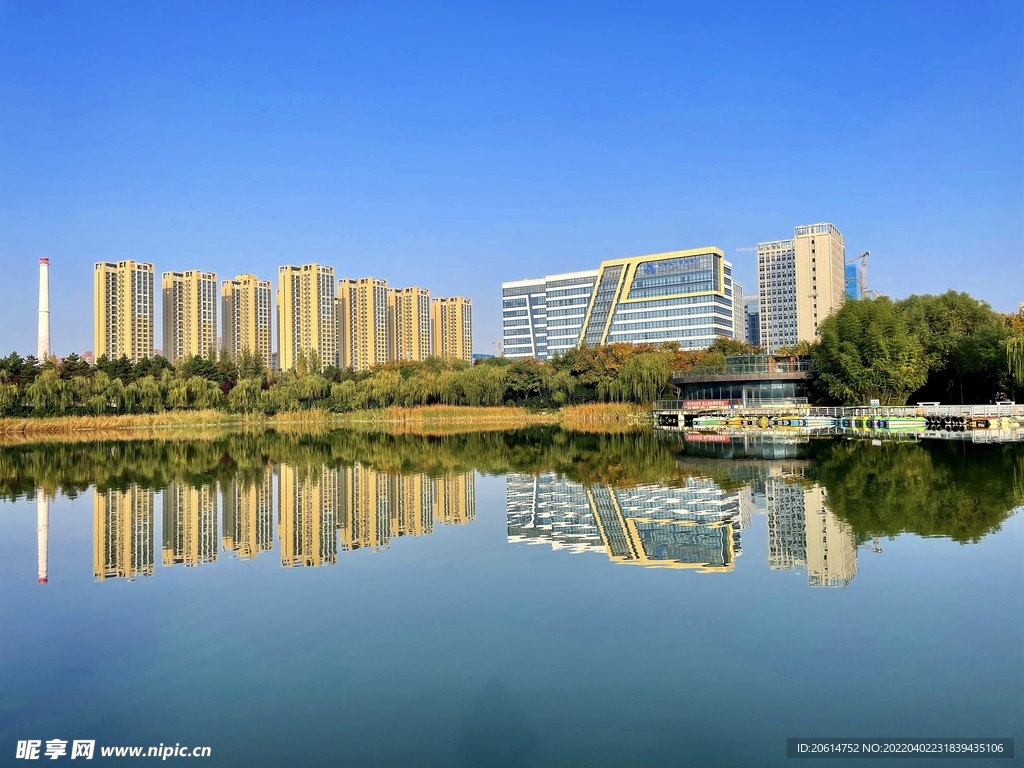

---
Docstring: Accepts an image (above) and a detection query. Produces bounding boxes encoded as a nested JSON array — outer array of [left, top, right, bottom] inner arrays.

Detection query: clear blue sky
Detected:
[[1, 0, 1021, 357]]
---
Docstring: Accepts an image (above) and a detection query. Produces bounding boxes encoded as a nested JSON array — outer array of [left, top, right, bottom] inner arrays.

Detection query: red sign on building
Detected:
[[684, 433, 731, 443], [683, 399, 732, 408]]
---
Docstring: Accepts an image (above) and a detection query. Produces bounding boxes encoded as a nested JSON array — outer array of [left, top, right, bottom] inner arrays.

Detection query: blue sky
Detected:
[[1, 0, 1021, 357]]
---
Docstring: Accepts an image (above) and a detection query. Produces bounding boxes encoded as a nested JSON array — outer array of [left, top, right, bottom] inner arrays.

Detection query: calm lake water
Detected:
[[1, 429, 1022, 767]]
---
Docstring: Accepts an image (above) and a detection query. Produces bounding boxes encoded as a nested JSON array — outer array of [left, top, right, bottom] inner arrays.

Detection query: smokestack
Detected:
[[38, 258, 50, 361], [36, 488, 48, 584]]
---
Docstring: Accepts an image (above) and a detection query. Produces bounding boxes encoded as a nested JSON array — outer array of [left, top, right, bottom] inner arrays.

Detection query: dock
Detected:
[[652, 400, 1023, 434]]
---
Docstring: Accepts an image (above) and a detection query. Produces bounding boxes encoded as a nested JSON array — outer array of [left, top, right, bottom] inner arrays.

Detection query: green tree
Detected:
[[58, 353, 92, 380], [236, 349, 266, 380], [180, 355, 221, 382], [898, 291, 1009, 403], [813, 297, 928, 405], [228, 378, 262, 412]]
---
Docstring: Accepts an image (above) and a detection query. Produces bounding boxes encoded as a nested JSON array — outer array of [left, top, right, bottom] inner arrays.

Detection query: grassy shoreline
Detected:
[[0, 403, 649, 443]]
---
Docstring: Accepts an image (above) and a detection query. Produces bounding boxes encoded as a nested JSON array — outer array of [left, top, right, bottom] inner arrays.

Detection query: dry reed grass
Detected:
[[0, 403, 652, 444]]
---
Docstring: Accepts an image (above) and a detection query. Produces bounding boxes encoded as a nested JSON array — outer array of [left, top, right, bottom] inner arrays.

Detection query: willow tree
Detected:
[[1008, 334, 1024, 386]]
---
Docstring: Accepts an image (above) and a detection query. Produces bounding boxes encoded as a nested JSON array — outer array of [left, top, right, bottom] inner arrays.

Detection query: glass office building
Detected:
[[844, 263, 864, 300], [502, 248, 738, 360]]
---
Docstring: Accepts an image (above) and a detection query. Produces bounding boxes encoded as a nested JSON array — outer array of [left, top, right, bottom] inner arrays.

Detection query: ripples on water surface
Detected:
[[1, 429, 1021, 766]]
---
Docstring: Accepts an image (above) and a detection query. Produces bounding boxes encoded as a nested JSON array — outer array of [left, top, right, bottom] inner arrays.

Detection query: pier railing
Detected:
[[652, 402, 1022, 418]]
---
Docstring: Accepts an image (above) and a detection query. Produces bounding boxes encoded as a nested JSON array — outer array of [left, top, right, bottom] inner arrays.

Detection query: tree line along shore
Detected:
[[1, 290, 1021, 427]]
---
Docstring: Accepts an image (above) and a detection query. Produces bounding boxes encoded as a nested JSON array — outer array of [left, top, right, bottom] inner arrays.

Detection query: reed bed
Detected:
[[0, 403, 651, 444]]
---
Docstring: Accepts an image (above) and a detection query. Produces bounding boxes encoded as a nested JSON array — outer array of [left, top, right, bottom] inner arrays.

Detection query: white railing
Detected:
[[652, 402, 1023, 418]]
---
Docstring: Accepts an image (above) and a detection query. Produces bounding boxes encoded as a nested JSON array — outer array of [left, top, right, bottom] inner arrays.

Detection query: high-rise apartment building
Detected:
[[93, 485, 154, 581], [161, 270, 218, 364], [501, 248, 739, 360], [94, 260, 155, 363], [277, 264, 336, 371], [345, 278, 390, 370], [743, 294, 761, 347], [430, 297, 473, 361], [732, 279, 745, 343], [757, 223, 845, 353], [221, 274, 273, 364], [389, 287, 431, 362], [336, 279, 358, 369]]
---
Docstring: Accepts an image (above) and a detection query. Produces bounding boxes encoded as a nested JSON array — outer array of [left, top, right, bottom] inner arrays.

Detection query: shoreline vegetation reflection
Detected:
[[4, 428, 1022, 586]]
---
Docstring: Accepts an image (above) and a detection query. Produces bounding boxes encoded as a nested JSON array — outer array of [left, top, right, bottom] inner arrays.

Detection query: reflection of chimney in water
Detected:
[[36, 488, 48, 584]]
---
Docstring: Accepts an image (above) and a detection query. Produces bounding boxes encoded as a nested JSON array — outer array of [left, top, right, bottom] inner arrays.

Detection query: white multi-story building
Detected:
[[757, 223, 846, 353], [501, 248, 740, 360]]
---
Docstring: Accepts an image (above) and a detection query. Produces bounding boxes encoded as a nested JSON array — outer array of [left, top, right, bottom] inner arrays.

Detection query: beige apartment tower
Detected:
[[336, 277, 390, 371], [162, 270, 218, 364], [431, 297, 472, 361], [222, 274, 272, 364], [336, 279, 358, 369], [757, 223, 845, 353], [94, 261, 155, 363], [277, 264, 336, 372], [389, 287, 431, 362]]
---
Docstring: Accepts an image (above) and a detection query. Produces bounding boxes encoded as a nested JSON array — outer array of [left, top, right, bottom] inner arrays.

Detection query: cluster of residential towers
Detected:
[[93, 262, 472, 370], [87, 221, 862, 369], [501, 222, 865, 357]]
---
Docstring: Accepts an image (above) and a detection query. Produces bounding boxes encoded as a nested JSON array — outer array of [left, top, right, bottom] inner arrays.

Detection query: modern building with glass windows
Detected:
[[844, 263, 864, 300], [501, 248, 739, 360], [669, 354, 814, 405], [743, 294, 760, 347]]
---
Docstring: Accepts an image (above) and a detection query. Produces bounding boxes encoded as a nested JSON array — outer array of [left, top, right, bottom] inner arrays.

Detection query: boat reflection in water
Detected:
[[89, 464, 476, 581]]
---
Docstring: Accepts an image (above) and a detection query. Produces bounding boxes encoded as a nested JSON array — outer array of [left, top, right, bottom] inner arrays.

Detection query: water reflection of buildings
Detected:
[[222, 469, 274, 560], [87, 467, 476, 580], [278, 465, 340, 567], [764, 477, 857, 588], [336, 465, 475, 553], [162, 482, 218, 567], [508, 468, 857, 586], [93, 486, 155, 581], [507, 473, 748, 571], [276, 463, 477, 565]]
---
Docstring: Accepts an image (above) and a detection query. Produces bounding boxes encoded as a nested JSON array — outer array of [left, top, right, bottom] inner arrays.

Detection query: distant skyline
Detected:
[[1, 1, 1021, 357]]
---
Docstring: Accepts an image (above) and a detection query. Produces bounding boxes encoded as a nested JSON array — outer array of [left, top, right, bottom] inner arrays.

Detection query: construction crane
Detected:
[[846, 250, 870, 294]]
